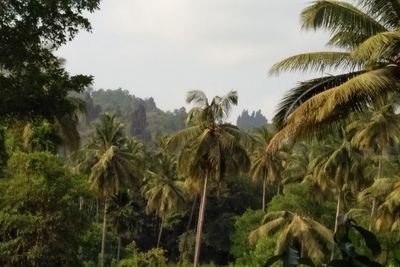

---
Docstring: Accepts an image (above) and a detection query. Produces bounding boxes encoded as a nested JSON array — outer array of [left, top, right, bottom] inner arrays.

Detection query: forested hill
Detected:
[[80, 89, 270, 143], [80, 88, 187, 143]]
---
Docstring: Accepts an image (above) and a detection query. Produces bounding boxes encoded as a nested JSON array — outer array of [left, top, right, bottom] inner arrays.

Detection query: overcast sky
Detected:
[[57, 0, 332, 122]]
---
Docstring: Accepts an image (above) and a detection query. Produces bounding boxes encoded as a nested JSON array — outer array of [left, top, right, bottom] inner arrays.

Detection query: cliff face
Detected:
[[236, 109, 268, 129]]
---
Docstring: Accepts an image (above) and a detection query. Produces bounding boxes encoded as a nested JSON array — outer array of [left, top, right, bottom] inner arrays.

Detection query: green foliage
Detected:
[[267, 183, 336, 228], [230, 210, 268, 265], [0, 0, 97, 120], [118, 242, 167, 267], [0, 152, 90, 266], [230, 209, 265, 262], [78, 223, 119, 266]]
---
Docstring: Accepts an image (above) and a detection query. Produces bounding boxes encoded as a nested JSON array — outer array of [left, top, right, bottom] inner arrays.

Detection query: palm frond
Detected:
[[301, 0, 387, 36], [249, 217, 288, 246], [358, 178, 396, 203], [268, 66, 400, 153], [351, 30, 400, 62], [357, 0, 400, 29], [167, 125, 202, 151], [327, 31, 370, 50], [186, 90, 208, 107], [270, 52, 363, 75], [273, 71, 364, 129]]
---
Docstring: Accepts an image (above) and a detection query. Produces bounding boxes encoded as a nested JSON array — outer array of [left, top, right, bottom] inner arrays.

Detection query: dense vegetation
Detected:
[[2, 0, 400, 266]]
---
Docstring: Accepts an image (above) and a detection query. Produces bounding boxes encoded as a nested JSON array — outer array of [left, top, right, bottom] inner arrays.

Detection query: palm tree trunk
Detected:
[[369, 152, 382, 231], [332, 190, 342, 260], [193, 175, 208, 267], [369, 198, 377, 231], [157, 217, 164, 248], [79, 196, 83, 210], [96, 198, 99, 222], [117, 236, 121, 262], [100, 201, 108, 267], [262, 178, 266, 211], [277, 180, 281, 195], [334, 190, 342, 234], [179, 195, 197, 267]]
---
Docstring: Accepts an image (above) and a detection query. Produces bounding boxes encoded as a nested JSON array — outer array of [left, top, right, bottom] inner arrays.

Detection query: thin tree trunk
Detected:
[[334, 190, 342, 234], [369, 198, 377, 231], [96, 198, 99, 222], [117, 236, 121, 262], [179, 195, 198, 267], [369, 152, 383, 230], [193, 175, 208, 267], [79, 196, 83, 210], [277, 180, 281, 195], [100, 201, 108, 267], [262, 178, 266, 211], [157, 217, 164, 248], [332, 190, 342, 260]]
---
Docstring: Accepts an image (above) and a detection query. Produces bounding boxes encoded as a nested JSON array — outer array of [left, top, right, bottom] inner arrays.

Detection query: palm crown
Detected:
[[268, 0, 400, 152]]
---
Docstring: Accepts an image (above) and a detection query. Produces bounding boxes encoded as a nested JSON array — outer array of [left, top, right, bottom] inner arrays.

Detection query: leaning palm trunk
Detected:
[[100, 201, 108, 267], [179, 195, 198, 267], [193, 175, 208, 267]]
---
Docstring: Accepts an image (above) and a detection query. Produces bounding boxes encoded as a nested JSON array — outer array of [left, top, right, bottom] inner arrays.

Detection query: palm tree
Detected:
[[142, 152, 187, 248], [268, 0, 400, 153], [168, 90, 251, 266], [108, 191, 137, 261], [75, 113, 144, 266], [349, 98, 400, 229], [249, 211, 333, 261], [375, 179, 400, 231], [249, 127, 279, 211], [22, 120, 62, 153]]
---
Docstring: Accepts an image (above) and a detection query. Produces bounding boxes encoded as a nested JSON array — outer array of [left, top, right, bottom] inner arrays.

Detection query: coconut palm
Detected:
[[308, 134, 367, 237], [75, 113, 144, 266], [22, 120, 62, 153], [249, 211, 333, 261], [249, 127, 279, 211], [18, 95, 85, 156], [376, 179, 400, 231], [142, 152, 187, 248], [108, 191, 137, 261], [168, 90, 251, 266], [268, 0, 400, 153], [349, 98, 400, 229]]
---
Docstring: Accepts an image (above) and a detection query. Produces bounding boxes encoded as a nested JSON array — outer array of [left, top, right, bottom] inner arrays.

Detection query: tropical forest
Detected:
[[2, 0, 400, 266]]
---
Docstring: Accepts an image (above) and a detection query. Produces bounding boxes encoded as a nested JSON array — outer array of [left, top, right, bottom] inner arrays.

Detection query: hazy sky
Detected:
[[57, 0, 331, 122]]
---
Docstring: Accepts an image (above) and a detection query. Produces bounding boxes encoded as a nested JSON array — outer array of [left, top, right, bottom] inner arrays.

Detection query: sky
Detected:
[[56, 0, 332, 122]]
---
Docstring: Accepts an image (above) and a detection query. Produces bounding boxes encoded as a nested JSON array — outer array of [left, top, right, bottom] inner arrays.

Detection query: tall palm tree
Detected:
[[249, 127, 279, 211], [349, 98, 400, 229], [75, 113, 144, 266], [249, 211, 333, 261], [168, 90, 251, 266], [108, 191, 137, 261], [308, 134, 366, 236], [142, 152, 187, 248], [268, 0, 400, 153]]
